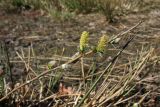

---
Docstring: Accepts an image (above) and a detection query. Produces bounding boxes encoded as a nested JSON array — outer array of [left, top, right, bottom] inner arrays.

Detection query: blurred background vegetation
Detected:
[[0, 0, 144, 22]]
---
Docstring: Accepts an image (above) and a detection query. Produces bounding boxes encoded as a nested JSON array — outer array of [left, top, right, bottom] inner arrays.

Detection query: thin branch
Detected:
[[109, 20, 143, 43]]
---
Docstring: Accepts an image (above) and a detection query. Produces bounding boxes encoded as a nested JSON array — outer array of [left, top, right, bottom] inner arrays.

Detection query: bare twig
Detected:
[[40, 93, 82, 102], [109, 20, 143, 43], [80, 57, 85, 85]]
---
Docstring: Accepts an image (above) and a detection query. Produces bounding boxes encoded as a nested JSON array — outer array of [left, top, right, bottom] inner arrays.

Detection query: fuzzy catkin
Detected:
[[96, 35, 109, 53], [79, 31, 89, 52]]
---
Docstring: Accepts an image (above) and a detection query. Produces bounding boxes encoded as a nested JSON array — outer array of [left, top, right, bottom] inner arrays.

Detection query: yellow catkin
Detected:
[[96, 35, 109, 53], [79, 31, 89, 52]]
